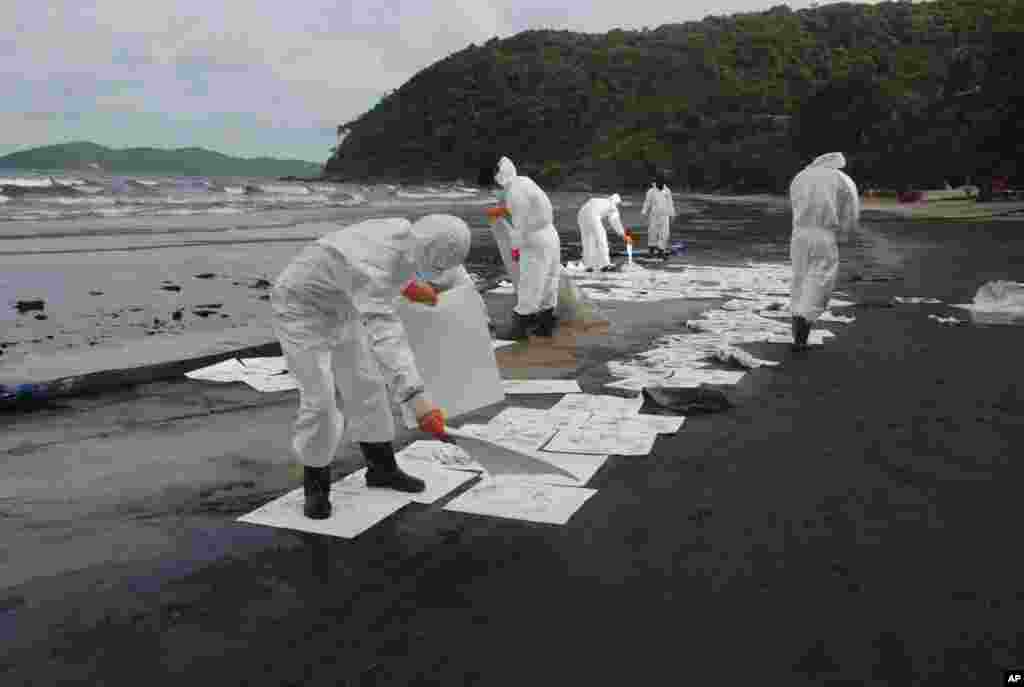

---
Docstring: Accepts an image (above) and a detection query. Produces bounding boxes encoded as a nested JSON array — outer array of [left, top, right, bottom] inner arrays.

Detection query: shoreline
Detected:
[[4, 190, 1018, 384], [861, 197, 1024, 221]]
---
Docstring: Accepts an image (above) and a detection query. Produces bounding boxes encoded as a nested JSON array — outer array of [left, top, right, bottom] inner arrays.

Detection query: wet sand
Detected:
[[0, 192, 713, 369], [0, 224, 505, 368]]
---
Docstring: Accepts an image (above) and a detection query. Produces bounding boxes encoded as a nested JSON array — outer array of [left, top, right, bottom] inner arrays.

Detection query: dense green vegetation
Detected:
[[325, 0, 1024, 194], [0, 142, 323, 178]]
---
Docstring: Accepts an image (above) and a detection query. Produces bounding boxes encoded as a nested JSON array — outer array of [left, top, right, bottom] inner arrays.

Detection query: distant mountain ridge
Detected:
[[0, 142, 324, 177], [326, 0, 1023, 193]]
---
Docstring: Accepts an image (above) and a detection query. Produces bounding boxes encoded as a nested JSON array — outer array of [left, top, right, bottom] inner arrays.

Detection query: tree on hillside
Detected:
[[325, 0, 1024, 192]]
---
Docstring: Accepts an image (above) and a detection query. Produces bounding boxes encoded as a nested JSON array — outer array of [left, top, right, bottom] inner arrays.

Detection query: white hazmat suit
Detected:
[[577, 194, 626, 270], [789, 152, 860, 322], [642, 184, 676, 251], [494, 157, 561, 316], [270, 215, 471, 468]]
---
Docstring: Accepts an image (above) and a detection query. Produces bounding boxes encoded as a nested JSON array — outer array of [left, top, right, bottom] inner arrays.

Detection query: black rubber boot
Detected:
[[791, 316, 810, 352], [303, 466, 332, 519], [361, 442, 426, 493], [534, 308, 557, 337], [802, 318, 814, 346], [505, 312, 536, 340]]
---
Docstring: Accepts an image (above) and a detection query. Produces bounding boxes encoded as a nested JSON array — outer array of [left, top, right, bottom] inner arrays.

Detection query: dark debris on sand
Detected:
[[14, 299, 45, 313]]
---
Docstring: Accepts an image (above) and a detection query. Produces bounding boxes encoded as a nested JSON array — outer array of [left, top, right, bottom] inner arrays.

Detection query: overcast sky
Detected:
[[4, 0, 844, 163]]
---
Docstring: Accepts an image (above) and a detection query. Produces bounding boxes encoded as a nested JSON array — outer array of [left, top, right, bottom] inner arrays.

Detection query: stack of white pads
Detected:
[[237, 392, 684, 537]]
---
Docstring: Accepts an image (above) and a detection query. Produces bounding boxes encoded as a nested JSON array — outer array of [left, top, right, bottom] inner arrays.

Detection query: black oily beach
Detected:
[[1, 202, 1023, 685]]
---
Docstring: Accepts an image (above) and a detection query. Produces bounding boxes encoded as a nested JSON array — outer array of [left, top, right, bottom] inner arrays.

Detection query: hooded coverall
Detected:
[[642, 185, 676, 251], [494, 157, 561, 316], [789, 152, 860, 322], [270, 216, 469, 468], [577, 194, 626, 269]]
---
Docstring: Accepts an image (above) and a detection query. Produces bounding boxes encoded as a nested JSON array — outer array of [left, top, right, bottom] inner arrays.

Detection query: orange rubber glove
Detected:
[[401, 280, 439, 306], [417, 408, 447, 438], [624, 230, 634, 244], [486, 205, 511, 222]]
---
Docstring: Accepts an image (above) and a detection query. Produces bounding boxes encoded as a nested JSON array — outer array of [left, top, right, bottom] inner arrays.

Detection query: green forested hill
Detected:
[[0, 142, 323, 178], [325, 0, 1024, 193]]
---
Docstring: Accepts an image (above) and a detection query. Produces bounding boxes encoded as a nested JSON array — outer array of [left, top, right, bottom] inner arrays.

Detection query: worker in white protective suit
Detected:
[[642, 175, 675, 258], [489, 156, 561, 339], [270, 215, 470, 519], [788, 152, 860, 351], [577, 194, 628, 271]]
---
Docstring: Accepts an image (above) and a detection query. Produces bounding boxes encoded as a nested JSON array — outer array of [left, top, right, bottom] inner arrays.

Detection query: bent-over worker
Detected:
[[271, 215, 470, 519], [577, 194, 627, 271]]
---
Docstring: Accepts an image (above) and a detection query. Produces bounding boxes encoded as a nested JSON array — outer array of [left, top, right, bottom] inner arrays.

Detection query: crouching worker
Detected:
[[271, 215, 471, 519]]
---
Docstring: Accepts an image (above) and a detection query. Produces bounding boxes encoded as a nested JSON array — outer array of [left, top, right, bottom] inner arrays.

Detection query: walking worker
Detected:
[[577, 193, 628, 272], [642, 175, 676, 258], [270, 215, 471, 519], [487, 156, 561, 339], [788, 152, 860, 351]]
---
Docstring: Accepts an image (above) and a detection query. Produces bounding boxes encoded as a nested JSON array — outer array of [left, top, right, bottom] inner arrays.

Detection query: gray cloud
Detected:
[[6, 0, 858, 158]]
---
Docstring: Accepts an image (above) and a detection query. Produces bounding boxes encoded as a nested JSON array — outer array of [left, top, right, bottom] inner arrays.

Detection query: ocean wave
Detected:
[[245, 183, 312, 195], [306, 183, 340, 193], [111, 178, 160, 193], [394, 190, 480, 200], [335, 191, 368, 206], [93, 207, 144, 218], [246, 192, 330, 204], [2, 210, 67, 220], [172, 178, 214, 191], [0, 177, 55, 188], [50, 196, 118, 206], [112, 196, 193, 205], [373, 196, 494, 208], [152, 208, 209, 216]]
